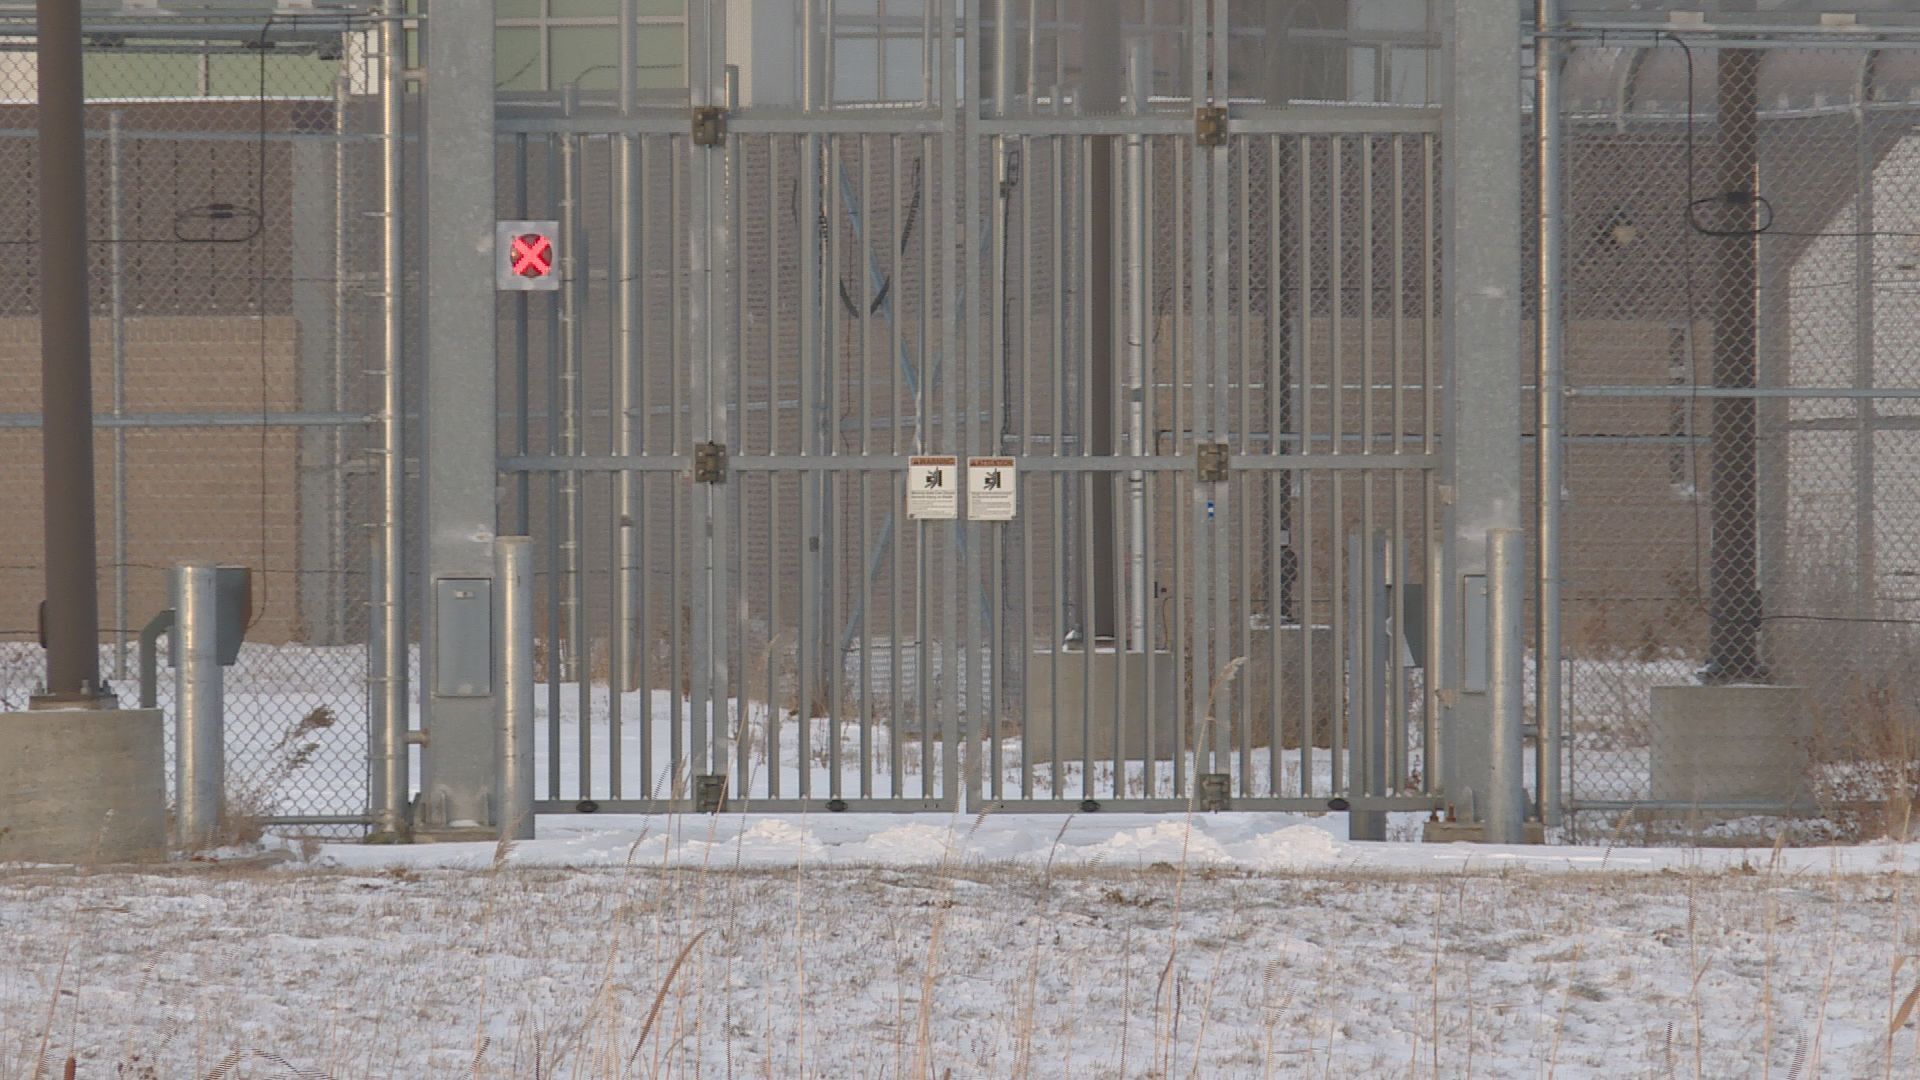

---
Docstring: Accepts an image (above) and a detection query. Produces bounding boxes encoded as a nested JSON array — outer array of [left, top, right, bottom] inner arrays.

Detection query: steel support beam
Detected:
[[34, 0, 106, 706], [418, 0, 500, 832], [1533, 0, 1565, 826], [1440, 0, 1525, 820]]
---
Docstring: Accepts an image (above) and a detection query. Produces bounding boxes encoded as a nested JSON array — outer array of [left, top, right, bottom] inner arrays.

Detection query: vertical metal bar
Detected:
[[825, 130, 843, 801], [1187, 0, 1211, 782], [372, 3, 408, 835], [667, 140, 686, 796], [109, 110, 128, 682], [1390, 134, 1409, 794], [495, 536, 535, 840], [1328, 136, 1346, 797], [1237, 134, 1253, 793], [328, 80, 350, 649], [1170, 139, 1186, 802], [1050, 129, 1066, 796], [172, 563, 224, 846], [1486, 527, 1527, 843], [1854, 56, 1879, 634], [1359, 135, 1376, 809], [636, 137, 655, 799], [611, 0, 640, 802], [1019, 131, 1036, 801], [1209, 0, 1232, 785], [1533, 0, 1565, 826], [1421, 132, 1441, 797], [33, 0, 102, 704], [859, 141, 875, 800], [1268, 134, 1284, 794], [1297, 134, 1314, 797], [948, 0, 972, 808], [799, 2, 822, 800], [558, 87, 591, 800], [766, 137, 782, 800], [1080, 137, 1096, 797], [889, 134, 906, 798]]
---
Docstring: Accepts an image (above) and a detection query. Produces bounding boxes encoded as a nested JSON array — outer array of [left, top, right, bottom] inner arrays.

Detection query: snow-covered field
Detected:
[[5, 814, 1920, 1078]]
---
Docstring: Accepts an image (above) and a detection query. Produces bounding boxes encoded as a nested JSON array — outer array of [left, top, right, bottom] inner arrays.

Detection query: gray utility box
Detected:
[[434, 578, 494, 698], [167, 565, 250, 667]]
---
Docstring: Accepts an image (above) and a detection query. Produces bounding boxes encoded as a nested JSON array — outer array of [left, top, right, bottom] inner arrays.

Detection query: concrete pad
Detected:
[[0, 709, 167, 863], [1650, 685, 1814, 805]]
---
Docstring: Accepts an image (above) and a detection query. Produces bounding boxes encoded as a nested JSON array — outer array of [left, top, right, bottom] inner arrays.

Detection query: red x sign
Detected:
[[497, 220, 561, 291], [510, 233, 552, 278]]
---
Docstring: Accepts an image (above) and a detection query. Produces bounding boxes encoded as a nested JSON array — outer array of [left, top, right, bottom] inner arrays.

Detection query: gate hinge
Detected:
[[693, 441, 728, 484], [1196, 442, 1231, 483], [1198, 773, 1231, 812], [1195, 106, 1229, 147], [691, 105, 729, 147], [694, 774, 728, 813]]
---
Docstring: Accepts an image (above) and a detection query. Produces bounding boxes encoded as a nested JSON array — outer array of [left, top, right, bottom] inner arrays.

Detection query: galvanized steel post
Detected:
[[172, 563, 225, 846], [370, 0, 411, 838], [1440, 0, 1525, 819], [494, 537, 535, 840], [1533, 0, 1564, 827], [1486, 529, 1527, 844], [419, 0, 500, 832]]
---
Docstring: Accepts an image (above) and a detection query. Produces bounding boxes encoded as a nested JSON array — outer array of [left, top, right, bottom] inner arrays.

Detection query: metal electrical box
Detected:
[[1462, 574, 1489, 693], [434, 578, 493, 697]]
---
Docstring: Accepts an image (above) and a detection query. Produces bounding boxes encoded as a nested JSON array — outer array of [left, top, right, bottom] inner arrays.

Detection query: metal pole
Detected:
[[1124, 44, 1148, 646], [1486, 528, 1526, 843], [109, 110, 128, 683], [35, 0, 105, 705], [494, 536, 534, 840], [1704, 48, 1765, 683], [1439, 0, 1524, 811], [1533, 0, 1564, 827], [1084, 2, 1120, 644], [370, 1, 410, 837], [419, 0, 500, 831], [173, 563, 224, 846]]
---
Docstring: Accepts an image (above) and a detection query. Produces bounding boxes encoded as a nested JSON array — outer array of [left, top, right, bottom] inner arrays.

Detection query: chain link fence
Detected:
[[1559, 36, 1920, 841], [0, 13, 392, 834]]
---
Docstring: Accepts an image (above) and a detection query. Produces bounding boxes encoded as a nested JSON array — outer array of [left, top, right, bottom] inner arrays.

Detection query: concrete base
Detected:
[[1024, 650, 1181, 760], [1650, 685, 1813, 805], [0, 709, 167, 863], [1422, 819, 1547, 845]]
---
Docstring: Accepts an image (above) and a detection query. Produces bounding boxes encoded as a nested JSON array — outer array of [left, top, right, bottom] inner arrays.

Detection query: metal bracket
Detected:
[[691, 106, 728, 147], [693, 441, 728, 484], [1195, 106, 1229, 147], [694, 774, 728, 813], [1198, 773, 1231, 812], [1196, 442, 1231, 483]]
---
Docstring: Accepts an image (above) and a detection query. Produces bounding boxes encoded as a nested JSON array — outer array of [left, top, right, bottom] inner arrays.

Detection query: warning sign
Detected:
[[966, 456, 1017, 521], [907, 455, 959, 520]]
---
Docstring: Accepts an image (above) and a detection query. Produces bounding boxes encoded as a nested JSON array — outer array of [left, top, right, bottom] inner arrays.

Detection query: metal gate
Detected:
[[505, 2, 1447, 816]]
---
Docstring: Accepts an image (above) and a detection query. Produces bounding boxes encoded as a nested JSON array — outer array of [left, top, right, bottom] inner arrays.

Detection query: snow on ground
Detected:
[[5, 817, 1920, 1077]]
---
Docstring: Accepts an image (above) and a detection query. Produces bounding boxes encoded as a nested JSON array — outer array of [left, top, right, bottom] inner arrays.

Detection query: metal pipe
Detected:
[[109, 110, 128, 683], [612, 0, 638, 787], [137, 608, 174, 710], [35, 0, 103, 704], [328, 76, 352, 646], [1124, 44, 1149, 647], [1486, 528, 1527, 844], [371, 1, 409, 837], [495, 536, 535, 840], [1533, 0, 1564, 827], [173, 563, 225, 846]]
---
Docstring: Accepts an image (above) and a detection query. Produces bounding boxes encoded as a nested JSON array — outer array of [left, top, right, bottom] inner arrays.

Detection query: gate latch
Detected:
[[1195, 106, 1229, 147], [1198, 773, 1231, 812], [691, 106, 729, 147], [694, 441, 729, 484], [1196, 442, 1230, 483], [694, 774, 728, 813]]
